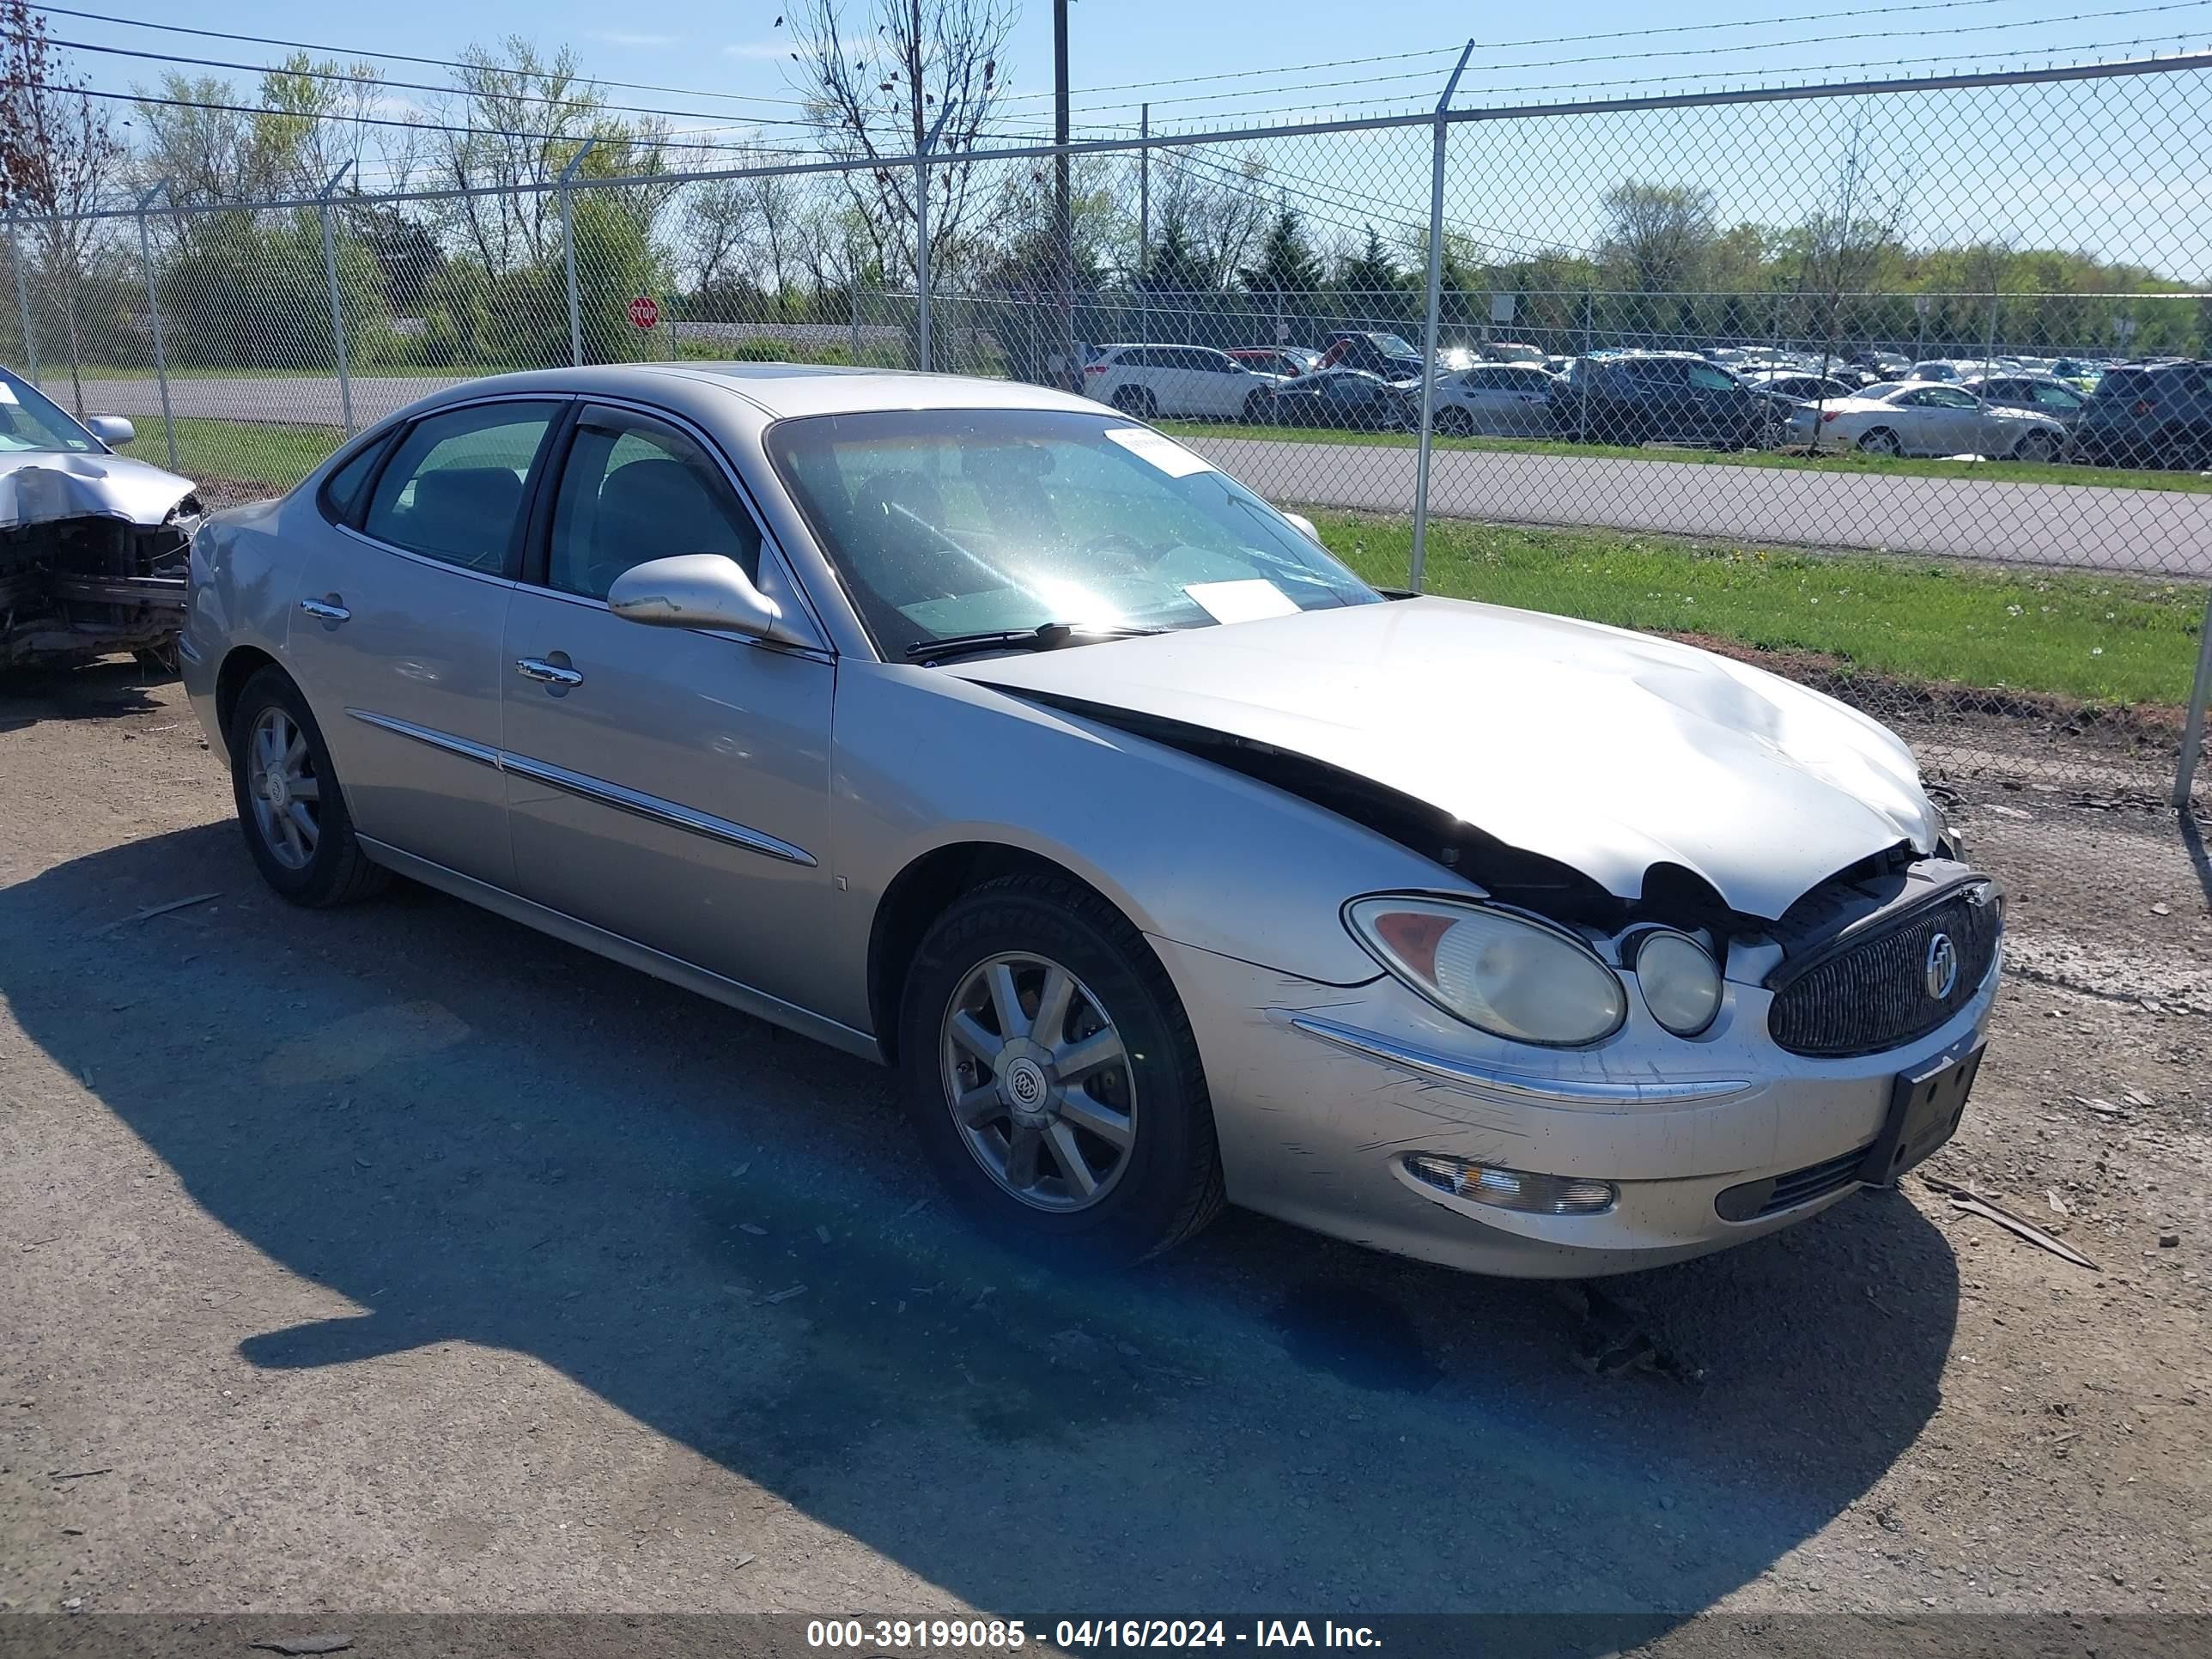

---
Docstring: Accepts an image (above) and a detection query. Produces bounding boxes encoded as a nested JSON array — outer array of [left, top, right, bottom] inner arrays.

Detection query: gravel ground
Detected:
[[1, 665, 2207, 1632]]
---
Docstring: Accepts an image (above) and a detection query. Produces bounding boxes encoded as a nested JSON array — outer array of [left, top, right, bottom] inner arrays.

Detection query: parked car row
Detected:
[[1079, 339, 2212, 469]]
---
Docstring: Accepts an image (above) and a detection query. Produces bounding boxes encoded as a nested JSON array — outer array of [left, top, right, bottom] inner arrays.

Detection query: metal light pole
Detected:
[[317, 161, 356, 434], [558, 138, 598, 368], [135, 182, 179, 472], [1408, 39, 1475, 593]]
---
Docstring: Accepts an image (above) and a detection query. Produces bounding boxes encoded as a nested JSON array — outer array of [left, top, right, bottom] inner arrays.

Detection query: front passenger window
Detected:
[[549, 410, 762, 602], [362, 401, 559, 574]]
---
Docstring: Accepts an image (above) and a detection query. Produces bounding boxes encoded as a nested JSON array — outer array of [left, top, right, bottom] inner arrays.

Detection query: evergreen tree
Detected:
[[1239, 205, 1324, 298], [1334, 227, 1401, 296]]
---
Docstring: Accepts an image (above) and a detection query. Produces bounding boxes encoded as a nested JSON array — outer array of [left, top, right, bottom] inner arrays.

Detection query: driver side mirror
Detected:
[[606, 554, 811, 647], [85, 415, 135, 447], [1279, 510, 1323, 544]]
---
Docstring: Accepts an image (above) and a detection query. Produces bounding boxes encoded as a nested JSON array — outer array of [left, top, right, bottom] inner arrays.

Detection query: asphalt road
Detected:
[[64, 373, 2212, 578], [4, 668, 2209, 1630]]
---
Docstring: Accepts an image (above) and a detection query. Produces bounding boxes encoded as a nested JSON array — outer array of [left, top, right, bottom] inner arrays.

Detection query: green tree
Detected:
[[1334, 227, 1402, 297], [1240, 204, 1324, 299]]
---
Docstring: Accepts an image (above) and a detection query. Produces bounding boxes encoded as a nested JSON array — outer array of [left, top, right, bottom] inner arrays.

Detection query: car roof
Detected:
[[398, 361, 1103, 424]]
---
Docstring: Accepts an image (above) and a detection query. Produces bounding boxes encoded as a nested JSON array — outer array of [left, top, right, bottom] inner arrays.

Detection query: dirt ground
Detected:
[[1, 665, 2208, 1635]]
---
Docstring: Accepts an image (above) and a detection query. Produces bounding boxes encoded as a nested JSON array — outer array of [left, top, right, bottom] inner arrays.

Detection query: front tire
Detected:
[[897, 872, 1224, 1268], [228, 666, 389, 908], [2014, 429, 2060, 462]]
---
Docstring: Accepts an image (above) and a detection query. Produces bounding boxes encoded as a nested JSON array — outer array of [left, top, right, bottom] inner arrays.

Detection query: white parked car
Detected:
[[1082, 344, 1283, 422], [1790, 380, 2069, 459]]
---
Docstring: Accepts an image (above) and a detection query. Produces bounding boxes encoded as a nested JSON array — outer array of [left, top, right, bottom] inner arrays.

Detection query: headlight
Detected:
[[1632, 930, 1723, 1037], [1345, 896, 1626, 1047]]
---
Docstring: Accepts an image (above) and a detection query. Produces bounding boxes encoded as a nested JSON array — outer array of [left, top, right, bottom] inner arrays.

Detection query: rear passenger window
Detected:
[[318, 434, 390, 526], [362, 401, 561, 574]]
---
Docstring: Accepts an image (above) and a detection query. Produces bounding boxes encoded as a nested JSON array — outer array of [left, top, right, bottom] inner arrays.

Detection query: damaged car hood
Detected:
[[0, 448, 195, 529], [948, 596, 1938, 920]]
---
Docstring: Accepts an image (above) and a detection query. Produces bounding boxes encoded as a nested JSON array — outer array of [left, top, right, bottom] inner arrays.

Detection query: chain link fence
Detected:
[[12, 57, 2212, 808]]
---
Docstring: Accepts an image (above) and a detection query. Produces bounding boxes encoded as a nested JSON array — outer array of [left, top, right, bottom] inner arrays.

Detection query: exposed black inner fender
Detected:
[[991, 685, 1873, 935]]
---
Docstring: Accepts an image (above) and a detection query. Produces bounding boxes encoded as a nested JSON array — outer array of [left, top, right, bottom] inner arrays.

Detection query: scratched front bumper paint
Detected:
[[1149, 935, 2000, 1279]]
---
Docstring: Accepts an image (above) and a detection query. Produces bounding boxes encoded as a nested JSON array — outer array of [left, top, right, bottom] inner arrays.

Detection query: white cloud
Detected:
[[594, 30, 682, 48], [722, 41, 793, 60]]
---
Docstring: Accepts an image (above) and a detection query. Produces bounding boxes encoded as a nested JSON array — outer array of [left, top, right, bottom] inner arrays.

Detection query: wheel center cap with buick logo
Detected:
[[1924, 933, 1959, 1000], [1004, 1057, 1051, 1120]]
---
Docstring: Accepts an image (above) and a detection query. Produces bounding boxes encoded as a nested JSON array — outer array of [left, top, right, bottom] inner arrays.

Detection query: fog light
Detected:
[[1403, 1154, 1618, 1216]]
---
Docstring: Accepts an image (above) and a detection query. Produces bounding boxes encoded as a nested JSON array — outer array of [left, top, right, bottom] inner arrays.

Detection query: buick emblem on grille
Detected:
[[1924, 933, 1960, 1000]]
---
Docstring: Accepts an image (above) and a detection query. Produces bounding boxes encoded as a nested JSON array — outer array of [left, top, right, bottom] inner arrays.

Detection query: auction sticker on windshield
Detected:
[[1184, 579, 1299, 623], [1104, 426, 1213, 477]]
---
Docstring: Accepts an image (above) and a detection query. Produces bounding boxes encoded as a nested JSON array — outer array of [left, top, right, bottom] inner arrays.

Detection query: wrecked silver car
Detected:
[[183, 365, 2002, 1280], [0, 367, 200, 672]]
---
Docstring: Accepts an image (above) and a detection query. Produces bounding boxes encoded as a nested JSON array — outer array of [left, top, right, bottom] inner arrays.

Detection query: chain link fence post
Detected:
[[915, 147, 933, 373], [53, 216, 85, 421], [8, 216, 37, 383], [1408, 41, 1475, 592], [318, 162, 356, 435], [134, 183, 179, 473], [559, 140, 597, 368], [2179, 592, 2212, 807]]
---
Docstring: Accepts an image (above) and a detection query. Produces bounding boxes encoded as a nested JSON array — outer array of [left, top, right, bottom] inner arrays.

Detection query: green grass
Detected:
[[1308, 508, 2208, 708], [121, 416, 2203, 708], [127, 416, 346, 492], [1160, 419, 2212, 495]]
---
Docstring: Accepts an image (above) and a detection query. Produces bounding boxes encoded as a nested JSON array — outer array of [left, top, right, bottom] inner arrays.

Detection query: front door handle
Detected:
[[514, 656, 584, 689], [299, 596, 350, 623]]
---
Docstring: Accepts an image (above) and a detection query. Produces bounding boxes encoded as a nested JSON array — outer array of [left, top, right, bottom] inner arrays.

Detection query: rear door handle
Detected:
[[514, 657, 584, 688], [299, 597, 349, 623]]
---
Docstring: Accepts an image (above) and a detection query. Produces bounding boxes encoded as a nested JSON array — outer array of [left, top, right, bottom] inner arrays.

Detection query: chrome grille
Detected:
[[1767, 884, 2001, 1060]]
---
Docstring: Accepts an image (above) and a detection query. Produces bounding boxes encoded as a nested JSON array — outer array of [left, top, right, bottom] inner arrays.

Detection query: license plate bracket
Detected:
[[1858, 1044, 1984, 1188]]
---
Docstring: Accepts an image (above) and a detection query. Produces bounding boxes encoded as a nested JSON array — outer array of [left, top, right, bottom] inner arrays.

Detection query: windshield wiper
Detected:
[[904, 622, 1162, 664]]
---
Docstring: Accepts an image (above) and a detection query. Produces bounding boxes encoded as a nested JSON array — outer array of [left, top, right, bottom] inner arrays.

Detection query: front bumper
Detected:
[[1152, 935, 2001, 1279]]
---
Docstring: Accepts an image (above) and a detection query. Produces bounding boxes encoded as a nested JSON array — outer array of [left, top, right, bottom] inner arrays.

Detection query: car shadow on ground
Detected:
[[3, 820, 1960, 1619], [0, 657, 176, 731]]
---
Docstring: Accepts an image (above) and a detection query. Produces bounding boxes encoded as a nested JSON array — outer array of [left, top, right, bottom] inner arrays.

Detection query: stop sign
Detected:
[[628, 295, 659, 330]]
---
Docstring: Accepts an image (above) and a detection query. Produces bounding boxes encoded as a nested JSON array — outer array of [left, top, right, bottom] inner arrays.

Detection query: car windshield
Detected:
[[1367, 332, 1418, 357], [0, 368, 100, 454], [766, 408, 1382, 659]]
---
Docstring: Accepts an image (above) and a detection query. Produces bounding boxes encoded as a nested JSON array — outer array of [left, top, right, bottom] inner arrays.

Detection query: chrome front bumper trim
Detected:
[[1285, 1013, 1753, 1107]]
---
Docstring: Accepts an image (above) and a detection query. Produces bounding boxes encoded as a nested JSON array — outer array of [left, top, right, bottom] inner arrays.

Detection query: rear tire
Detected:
[[1109, 385, 1157, 420], [1436, 406, 1474, 437], [1858, 427, 1904, 457], [1242, 389, 1269, 422], [228, 666, 390, 908], [896, 872, 1224, 1269]]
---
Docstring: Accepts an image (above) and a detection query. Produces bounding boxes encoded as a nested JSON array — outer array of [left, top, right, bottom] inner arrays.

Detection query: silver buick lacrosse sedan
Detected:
[[182, 363, 2001, 1279]]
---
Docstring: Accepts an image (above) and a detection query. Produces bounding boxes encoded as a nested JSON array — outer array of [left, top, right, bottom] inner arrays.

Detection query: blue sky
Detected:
[[57, 0, 2212, 137], [45, 3, 2212, 277]]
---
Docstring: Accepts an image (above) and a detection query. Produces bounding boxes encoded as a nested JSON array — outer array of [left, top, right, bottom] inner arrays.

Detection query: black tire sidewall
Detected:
[[896, 884, 1212, 1267], [228, 669, 364, 907]]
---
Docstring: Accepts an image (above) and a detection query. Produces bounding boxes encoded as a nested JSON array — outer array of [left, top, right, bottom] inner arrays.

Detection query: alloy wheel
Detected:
[[939, 951, 1137, 1212], [246, 705, 323, 871]]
